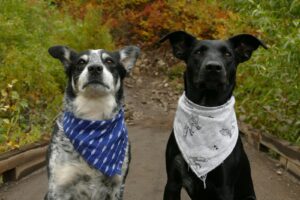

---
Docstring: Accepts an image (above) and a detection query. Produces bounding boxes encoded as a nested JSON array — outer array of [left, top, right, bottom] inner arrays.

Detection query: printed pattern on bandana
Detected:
[[174, 93, 238, 188], [63, 109, 128, 177]]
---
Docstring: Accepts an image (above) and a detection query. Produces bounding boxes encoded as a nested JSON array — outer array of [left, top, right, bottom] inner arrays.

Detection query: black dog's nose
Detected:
[[205, 61, 223, 72], [88, 65, 103, 74]]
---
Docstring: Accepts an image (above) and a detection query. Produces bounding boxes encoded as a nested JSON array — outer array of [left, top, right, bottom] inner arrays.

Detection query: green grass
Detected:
[[221, 0, 300, 145], [0, 0, 114, 152]]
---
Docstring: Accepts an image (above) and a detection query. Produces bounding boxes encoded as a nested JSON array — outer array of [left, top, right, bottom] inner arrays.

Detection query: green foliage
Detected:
[[0, 0, 298, 152], [222, 0, 300, 145], [167, 64, 185, 80], [0, 0, 114, 152]]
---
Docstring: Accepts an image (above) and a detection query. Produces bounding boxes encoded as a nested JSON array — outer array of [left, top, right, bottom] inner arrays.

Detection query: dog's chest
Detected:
[[48, 126, 129, 199]]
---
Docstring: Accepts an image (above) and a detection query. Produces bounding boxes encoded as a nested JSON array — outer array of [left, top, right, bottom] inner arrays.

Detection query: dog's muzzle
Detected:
[[199, 61, 227, 87], [82, 65, 110, 89], [204, 61, 224, 73]]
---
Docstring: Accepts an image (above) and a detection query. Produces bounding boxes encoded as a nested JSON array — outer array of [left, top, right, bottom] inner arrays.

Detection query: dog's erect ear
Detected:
[[119, 46, 140, 72], [228, 34, 267, 63], [159, 31, 196, 61], [48, 46, 77, 68]]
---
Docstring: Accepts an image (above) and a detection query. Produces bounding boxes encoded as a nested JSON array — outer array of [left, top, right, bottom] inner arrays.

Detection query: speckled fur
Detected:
[[45, 46, 139, 200], [46, 119, 130, 200]]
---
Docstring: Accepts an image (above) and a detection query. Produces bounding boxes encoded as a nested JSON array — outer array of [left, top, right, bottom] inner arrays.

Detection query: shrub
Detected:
[[222, 0, 300, 145], [100, 0, 258, 48], [0, 0, 114, 152]]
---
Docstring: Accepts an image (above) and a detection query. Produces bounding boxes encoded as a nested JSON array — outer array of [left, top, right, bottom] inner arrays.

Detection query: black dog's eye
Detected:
[[195, 46, 207, 55], [105, 58, 114, 65], [77, 59, 87, 65], [220, 47, 232, 57]]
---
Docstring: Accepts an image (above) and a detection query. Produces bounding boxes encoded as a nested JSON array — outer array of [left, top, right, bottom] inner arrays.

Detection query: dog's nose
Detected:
[[205, 61, 223, 72], [88, 65, 103, 74]]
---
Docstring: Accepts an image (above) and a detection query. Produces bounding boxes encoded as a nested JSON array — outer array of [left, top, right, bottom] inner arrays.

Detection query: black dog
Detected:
[[160, 31, 267, 200]]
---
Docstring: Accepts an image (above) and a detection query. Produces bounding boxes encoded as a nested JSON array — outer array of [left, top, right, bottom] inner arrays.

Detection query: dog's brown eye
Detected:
[[224, 52, 232, 57], [195, 49, 205, 55], [77, 59, 87, 65], [195, 46, 207, 55], [105, 59, 114, 64]]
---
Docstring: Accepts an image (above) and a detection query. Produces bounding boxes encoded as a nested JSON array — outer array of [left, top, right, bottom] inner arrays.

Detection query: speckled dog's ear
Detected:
[[48, 46, 77, 69], [119, 46, 140, 73]]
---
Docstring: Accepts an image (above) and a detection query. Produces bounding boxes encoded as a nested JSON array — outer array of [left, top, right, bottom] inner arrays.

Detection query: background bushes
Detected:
[[222, 0, 300, 145], [0, 0, 113, 152], [0, 0, 298, 152], [100, 0, 257, 48]]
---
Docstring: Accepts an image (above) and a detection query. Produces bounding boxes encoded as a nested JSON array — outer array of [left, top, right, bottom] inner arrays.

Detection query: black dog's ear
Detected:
[[48, 46, 77, 68], [228, 34, 267, 63], [159, 31, 196, 61]]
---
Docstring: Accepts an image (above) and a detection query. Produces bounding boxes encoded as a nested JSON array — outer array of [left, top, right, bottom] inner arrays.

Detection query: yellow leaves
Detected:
[[1, 79, 18, 98], [11, 79, 18, 84], [214, 24, 228, 39], [0, 77, 30, 152], [6, 141, 20, 149], [7, 84, 13, 89], [140, 30, 151, 38], [0, 106, 9, 112], [3, 119, 10, 124], [1, 79, 20, 113], [1, 89, 8, 98], [228, 11, 240, 21]]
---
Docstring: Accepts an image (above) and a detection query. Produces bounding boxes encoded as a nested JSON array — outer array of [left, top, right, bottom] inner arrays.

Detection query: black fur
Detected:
[[160, 31, 267, 200]]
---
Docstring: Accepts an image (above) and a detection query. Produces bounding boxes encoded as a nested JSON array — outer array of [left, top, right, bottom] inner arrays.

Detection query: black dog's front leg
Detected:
[[164, 155, 184, 200], [164, 133, 183, 200], [164, 178, 182, 200], [234, 144, 256, 200]]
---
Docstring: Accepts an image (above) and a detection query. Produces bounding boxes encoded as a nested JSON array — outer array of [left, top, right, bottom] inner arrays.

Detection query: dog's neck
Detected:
[[184, 73, 235, 107], [73, 94, 118, 121], [63, 93, 120, 121]]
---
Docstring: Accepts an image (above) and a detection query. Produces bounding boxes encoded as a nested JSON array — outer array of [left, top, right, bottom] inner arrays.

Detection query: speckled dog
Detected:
[[45, 45, 140, 200]]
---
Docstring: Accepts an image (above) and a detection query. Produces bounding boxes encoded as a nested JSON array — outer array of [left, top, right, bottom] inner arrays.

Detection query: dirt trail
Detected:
[[0, 75, 299, 200]]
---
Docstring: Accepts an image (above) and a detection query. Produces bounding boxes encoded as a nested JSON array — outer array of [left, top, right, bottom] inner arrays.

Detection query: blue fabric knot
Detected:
[[63, 109, 128, 177]]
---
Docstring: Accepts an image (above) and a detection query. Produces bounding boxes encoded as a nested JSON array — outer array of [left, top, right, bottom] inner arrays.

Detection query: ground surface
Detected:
[[0, 74, 299, 200]]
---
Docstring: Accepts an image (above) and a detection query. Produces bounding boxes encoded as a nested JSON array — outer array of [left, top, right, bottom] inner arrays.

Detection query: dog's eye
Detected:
[[77, 59, 87, 65], [195, 46, 207, 55], [105, 58, 114, 64], [224, 52, 232, 57]]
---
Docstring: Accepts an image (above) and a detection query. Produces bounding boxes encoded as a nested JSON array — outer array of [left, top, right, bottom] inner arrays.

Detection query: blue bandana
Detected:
[[63, 109, 128, 177]]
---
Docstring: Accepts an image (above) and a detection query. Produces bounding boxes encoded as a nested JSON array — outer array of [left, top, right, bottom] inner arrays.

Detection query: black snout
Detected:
[[205, 61, 224, 73], [88, 65, 103, 74]]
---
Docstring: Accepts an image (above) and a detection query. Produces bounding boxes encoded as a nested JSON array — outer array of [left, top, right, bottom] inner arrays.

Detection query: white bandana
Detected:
[[173, 93, 238, 188]]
